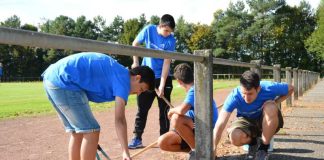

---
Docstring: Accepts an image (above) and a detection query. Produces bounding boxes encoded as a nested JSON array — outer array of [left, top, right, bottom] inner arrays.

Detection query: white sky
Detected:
[[0, 0, 320, 26]]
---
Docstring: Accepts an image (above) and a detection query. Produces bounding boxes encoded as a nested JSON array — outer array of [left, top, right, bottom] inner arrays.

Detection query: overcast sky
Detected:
[[0, 0, 320, 26]]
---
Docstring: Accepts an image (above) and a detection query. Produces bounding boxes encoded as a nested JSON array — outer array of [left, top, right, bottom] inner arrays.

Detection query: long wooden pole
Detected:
[[131, 89, 224, 158]]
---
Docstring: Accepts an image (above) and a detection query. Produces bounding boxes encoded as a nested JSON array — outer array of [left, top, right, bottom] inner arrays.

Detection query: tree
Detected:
[[21, 24, 38, 31], [117, 18, 141, 66], [102, 15, 124, 42], [187, 24, 214, 52], [73, 15, 98, 39], [305, 0, 324, 75], [174, 16, 193, 53], [212, 1, 252, 61], [40, 15, 75, 36], [138, 13, 147, 29], [93, 15, 107, 41], [0, 15, 21, 28], [149, 15, 160, 25], [39, 15, 76, 64]]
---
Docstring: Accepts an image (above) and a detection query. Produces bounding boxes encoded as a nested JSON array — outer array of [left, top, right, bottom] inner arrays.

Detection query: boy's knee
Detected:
[[170, 114, 184, 129], [157, 134, 170, 151], [229, 129, 250, 146], [263, 101, 279, 117]]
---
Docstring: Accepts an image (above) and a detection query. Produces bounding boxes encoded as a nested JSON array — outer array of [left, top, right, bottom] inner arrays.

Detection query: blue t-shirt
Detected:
[[42, 52, 130, 103], [223, 81, 288, 119], [0, 67, 2, 76], [184, 86, 219, 126], [135, 24, 176, 78]]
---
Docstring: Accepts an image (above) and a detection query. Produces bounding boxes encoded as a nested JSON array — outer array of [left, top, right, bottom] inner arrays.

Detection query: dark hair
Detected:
[[173, 63, 193, 84], [160, 14, 175, 31], [240, 70, 260, 90], [130, 66, 155, 91]]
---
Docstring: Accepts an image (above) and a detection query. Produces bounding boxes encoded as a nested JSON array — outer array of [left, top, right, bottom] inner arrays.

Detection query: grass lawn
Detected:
[[0, 80, 239, 120]]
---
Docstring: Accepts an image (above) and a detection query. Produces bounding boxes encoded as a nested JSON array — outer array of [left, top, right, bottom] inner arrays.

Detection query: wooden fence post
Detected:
[[298, 69, 303, 96], [293, 68, 298, 100], [286, 67, 292, 107], [273, 64, 281, 108], [194, 50, 213, 160]]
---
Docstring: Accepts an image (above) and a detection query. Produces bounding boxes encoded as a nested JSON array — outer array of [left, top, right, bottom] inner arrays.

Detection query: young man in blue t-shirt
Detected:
[[129, 14, 176, 149], [213, 71, 293, 160], [157, 63, 218, 158], [42, 52, 155, 160]]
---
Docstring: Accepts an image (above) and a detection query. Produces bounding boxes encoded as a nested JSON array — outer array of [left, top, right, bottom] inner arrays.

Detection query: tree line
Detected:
[[0, 0, 323, 80]]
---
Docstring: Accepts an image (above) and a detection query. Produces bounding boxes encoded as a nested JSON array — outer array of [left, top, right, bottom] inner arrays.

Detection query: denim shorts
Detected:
[[43, 80, 100, 133]]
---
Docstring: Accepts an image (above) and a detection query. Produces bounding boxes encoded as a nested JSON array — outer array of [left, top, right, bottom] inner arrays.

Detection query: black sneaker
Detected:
[[254, 150, 269, 160], [245, 143, 258, 160]]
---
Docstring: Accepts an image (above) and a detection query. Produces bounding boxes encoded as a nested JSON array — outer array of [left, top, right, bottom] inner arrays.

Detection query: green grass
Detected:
[[0, 80, 239, 120]]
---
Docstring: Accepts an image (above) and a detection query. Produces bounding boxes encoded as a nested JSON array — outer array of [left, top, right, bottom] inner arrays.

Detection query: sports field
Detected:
[[0, 80, 239, 119]]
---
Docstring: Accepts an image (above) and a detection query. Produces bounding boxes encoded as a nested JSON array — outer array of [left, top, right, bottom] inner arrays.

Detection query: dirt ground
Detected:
[[2, 85, 320, 160], [0, 88, 237, 160]]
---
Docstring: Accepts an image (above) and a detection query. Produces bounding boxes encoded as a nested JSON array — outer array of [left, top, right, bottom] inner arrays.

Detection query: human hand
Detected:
[[131, 62, 139, 69], [156, 86, 164, 97], [167, 109, 175, 120], [122, 152, 131, 160]]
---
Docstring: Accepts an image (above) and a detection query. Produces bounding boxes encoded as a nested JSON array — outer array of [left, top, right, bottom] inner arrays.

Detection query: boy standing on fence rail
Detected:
[[213, 70, 293, 160], [128, 14, 176, 149], [42, 52, 155, 160], [157, 63, 219, 159]]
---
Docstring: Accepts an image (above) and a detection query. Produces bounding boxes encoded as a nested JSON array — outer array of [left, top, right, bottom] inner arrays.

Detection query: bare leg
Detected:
[[69, 133, 83, 160], [158, 131, 187, 152], [80, 131, 100, 160], [261, 102, 279, 144], [229, 128, 251, 146], [172, 115, 195, 149]]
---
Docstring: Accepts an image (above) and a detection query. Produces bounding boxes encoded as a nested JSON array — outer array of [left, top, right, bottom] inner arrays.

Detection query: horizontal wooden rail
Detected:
[[0, 27, 204, 62]]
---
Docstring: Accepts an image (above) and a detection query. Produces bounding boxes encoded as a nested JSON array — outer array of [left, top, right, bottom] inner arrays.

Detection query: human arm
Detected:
[[131, 40, 141, 69], [168, 102, 191, 119], [156, 58, 171, 97], [114, 96, 131, 160], [274, 84, 294, 104], [213, 110, 232, 157]]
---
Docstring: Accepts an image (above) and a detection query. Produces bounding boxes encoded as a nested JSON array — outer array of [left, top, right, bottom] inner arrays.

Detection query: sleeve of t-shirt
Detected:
[[184, 89, 195, 108], [269, 82, 289, 96], [113, 76, 129, 103], [135, 25, 149, 44], [222, 89, 238, 113]]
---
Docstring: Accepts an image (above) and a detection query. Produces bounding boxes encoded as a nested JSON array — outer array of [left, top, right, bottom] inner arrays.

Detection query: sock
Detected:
[[259, 141, 269, 151]]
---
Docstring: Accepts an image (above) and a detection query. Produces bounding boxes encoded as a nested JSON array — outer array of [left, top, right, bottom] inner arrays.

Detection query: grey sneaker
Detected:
[[188, 150, 196, 160], [245, 143, 258, 160], [254, 150, 269, 160]]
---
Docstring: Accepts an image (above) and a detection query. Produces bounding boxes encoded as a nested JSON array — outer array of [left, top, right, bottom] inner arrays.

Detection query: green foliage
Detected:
[[0, 15, 21, 28], [187, 24, 214, 51], [174, 16, 194, 53], [149, 15, 160, 25], [0, 5, 322, 79], [73, 15, 98, 39], [21, 24, 38, 31], [119, 18, 141, 45], [101, 15, 124, 42]]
